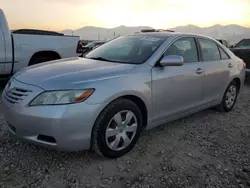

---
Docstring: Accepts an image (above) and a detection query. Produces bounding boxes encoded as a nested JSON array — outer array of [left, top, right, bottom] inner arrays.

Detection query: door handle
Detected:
[[228, 63, 233, 68], [196, 68, 204, 74]]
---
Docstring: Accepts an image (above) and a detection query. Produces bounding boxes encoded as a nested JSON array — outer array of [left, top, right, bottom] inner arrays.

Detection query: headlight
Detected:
[[29, 89, 94, 106]]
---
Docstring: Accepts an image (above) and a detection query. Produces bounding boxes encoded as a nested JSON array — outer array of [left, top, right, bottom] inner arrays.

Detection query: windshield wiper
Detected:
[[87, 57, 111, 62], [86, 56, 124, 63]]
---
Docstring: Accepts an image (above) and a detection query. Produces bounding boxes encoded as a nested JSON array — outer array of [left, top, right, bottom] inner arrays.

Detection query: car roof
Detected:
[[131, 31, 213, 40]]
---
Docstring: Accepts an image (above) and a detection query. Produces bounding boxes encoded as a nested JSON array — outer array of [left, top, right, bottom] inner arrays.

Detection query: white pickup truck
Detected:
[[0, 9, 81, 81]]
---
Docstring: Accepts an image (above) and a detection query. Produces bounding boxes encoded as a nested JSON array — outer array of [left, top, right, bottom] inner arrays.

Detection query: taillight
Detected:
[[76, 40, 83, 53], [241, 59, 246, 68]]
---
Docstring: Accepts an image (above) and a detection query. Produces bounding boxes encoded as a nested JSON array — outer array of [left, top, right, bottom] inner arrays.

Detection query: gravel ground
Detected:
[[1, 83, 250, 188]]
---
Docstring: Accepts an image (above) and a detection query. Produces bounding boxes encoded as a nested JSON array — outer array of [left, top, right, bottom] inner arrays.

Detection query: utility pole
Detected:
[[114, 32, 116, 39], [72, 30, 74, 36], [98, 32, 100, 40]]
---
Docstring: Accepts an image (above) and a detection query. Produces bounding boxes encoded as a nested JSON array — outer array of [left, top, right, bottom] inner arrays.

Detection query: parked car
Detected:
[[75, 40, 95, 54], [82, 41, 105, 54], [230, 38, 250, 77], [0, 9, 81, 82], [216, 39, 229, 48], [1, 30, 245, 158], [78, 41, 105, 57]]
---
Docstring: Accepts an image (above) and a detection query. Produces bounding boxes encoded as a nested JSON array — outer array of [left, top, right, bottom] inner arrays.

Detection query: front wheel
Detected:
[[91, 99, 143, 158], [218, 80, 239, 112]]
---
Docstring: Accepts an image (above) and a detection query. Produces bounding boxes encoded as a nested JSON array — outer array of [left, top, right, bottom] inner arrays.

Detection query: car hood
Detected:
[[14, 57, 136, 90]]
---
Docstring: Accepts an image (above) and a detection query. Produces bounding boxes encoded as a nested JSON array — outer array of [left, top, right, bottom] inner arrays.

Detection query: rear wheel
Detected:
[[218, 80, 239, 112], [91, 99, 143, 158]]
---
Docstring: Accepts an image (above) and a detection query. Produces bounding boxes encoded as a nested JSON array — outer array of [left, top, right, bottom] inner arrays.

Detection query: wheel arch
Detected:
[[92, 94, 149, 133], [232, 77, 241, 91], [121, 95, 148, 129], [29, 50, 61, 65]]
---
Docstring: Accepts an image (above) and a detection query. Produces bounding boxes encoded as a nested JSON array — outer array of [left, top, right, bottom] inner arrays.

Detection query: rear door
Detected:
[[197, 38, 231, 103]]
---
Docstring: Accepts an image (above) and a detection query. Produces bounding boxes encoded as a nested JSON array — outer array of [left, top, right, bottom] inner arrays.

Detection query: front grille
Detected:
[[4, 87, 32, 104]]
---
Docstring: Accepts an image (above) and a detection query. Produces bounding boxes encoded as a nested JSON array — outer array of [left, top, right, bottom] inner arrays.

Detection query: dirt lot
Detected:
[[0, 84, 250, 188]]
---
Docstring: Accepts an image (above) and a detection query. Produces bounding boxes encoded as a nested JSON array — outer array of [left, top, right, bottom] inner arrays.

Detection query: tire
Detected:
[[29, 56, 57, 66], [0, 78, 9, 89], [91, 98, 143, 158], [0, 81, 6, 90], [217, 80, 239, 112]]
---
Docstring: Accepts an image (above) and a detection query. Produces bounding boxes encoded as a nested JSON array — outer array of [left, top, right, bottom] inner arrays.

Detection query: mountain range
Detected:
[[62, 24, 250, 45]]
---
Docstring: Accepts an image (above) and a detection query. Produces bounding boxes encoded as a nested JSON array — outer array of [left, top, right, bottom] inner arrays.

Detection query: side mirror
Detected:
[[160, 55, 184, 66], [229, 45, 234, 48]]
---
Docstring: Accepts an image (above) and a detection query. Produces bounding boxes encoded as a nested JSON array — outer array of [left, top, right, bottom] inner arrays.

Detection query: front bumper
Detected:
[[1, 79, 104, 151]]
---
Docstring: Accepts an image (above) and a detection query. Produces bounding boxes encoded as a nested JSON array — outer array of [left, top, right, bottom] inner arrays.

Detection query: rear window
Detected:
[[219, 47, 230, 60]]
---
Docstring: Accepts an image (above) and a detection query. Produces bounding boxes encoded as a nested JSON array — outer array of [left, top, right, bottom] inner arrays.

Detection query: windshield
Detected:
[[235, 39, 250, 49], [85, 35, 166, 64]]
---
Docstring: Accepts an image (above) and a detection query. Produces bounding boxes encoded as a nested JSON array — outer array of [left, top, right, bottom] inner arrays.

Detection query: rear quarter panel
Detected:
[[216, 44, 245, 100], [230, 55, 245, 89]]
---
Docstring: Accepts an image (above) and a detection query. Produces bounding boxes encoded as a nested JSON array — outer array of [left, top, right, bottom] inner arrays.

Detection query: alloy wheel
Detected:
[[225, 85, 237, 109], [105, 110, 138, 151]]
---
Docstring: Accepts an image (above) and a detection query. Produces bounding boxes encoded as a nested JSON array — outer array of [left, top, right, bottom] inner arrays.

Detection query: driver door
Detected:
[[151, 37, 205, 123]]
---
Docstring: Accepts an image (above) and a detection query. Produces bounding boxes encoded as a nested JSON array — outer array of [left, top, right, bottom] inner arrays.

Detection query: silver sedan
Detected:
[[1, 31, 245, 158]]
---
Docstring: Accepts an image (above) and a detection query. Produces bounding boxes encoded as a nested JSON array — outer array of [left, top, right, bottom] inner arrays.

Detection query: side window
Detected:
[[198, 38, 221, 61], [219, 47, 230, 60], [164, 37, 198, 63]]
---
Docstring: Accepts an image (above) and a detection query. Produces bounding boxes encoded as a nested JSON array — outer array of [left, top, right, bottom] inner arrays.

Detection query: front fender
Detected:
[[83, 74, 151, 106], [77, 69, 152, 120]]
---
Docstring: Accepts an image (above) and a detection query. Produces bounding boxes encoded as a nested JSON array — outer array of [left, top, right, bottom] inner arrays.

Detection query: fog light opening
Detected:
[[37, 135, 56, 144]]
